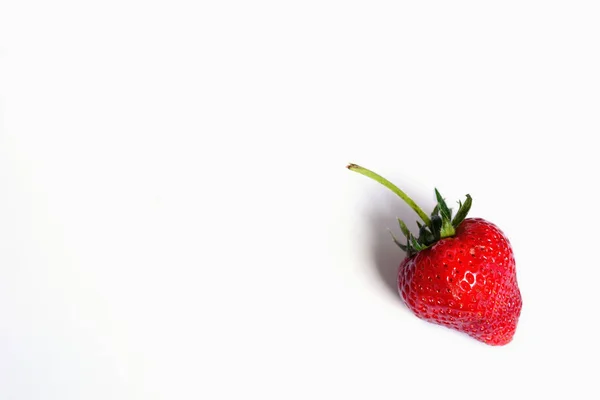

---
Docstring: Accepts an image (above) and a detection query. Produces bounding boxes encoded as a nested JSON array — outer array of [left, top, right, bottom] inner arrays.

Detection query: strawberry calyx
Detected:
[[347, 163, 472, 256]]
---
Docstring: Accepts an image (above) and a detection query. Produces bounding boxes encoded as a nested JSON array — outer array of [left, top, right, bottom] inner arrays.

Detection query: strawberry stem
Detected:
[[347, 163, 431, 226]]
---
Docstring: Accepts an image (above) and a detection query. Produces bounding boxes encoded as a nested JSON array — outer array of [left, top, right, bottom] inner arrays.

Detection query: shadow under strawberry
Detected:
[[368, 189, 432, 303]]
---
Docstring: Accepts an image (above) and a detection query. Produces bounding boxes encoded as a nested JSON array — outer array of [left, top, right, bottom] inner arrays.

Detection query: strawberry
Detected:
[[348, 163, 522, 346]]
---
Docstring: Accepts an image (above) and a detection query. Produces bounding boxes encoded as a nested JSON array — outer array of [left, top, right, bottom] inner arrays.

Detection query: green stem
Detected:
[[347, 163, 431, 226]]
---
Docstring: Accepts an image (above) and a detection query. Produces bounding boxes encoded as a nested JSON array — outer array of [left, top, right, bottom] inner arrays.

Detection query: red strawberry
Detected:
[[348, 163, 522, 346]]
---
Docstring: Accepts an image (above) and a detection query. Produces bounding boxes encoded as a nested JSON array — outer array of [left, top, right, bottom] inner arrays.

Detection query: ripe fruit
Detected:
[[348, 163, 522, 345]]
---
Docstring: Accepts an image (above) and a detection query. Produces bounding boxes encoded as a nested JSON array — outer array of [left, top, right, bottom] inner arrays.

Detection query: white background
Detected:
[[1, 1, 599, 399]]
